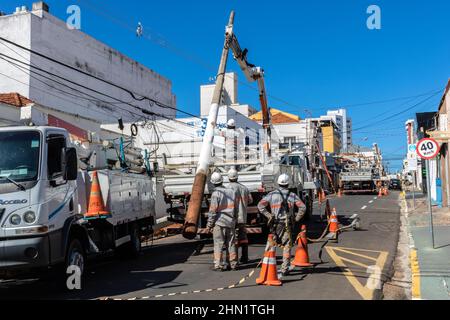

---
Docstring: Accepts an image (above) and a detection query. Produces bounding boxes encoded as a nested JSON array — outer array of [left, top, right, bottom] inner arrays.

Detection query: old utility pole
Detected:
[[182, 11, 235, 239]]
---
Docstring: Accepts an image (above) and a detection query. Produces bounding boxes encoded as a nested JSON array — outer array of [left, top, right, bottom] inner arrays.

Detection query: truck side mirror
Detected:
[[63, 147, 78, 181]]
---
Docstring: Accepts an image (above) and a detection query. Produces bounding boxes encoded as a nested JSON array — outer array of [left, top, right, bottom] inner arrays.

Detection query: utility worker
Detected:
[[215, 119, 244, 170], [257, 173, 306, 276], [227, 168, 253, 264], [206, 172, 238, 271]]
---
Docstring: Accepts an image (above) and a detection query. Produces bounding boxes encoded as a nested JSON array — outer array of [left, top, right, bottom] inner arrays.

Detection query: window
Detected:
[[0, 131, 40, 182], [47, 135, 66, 179], [284, 136, 297, 144]]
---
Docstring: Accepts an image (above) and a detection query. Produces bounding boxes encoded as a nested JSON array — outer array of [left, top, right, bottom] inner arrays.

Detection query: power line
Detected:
[[0, 36, 201, 120]]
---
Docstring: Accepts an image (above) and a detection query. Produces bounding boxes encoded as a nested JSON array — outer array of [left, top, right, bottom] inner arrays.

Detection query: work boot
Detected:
[[211, 266, 224, 272], [239, 246, 249, 264], [281, 269, 290, 277]]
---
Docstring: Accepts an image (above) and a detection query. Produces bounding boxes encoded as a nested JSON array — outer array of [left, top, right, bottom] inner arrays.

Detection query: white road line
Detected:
[[361, 206, 367, 210], [369, 200, 373, 204], [373, 197, 377, 200]]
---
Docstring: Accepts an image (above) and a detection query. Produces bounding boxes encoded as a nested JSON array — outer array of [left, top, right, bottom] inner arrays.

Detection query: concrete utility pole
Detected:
[[182, 11, 235, 239]]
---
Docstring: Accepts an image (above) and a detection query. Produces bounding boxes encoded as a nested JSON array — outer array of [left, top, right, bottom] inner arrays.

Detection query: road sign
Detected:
[[405, 159, 417, 172], [408, 144, 417, 153], [416, 138, 440, 160]]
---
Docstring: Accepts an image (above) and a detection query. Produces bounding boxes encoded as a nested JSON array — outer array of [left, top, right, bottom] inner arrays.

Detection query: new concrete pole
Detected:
[[182, 11, 235, 239]]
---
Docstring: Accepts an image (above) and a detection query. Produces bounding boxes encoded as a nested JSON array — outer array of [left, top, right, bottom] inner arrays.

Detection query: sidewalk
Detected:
[[405, 192, 450, 300]]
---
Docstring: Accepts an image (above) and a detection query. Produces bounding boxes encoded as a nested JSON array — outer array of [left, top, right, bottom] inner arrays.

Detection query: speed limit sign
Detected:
[[416, 138, 440, 160]]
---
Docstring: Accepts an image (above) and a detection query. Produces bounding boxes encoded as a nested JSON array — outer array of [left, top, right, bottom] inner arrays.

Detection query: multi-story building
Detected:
[[0, 2, 177, 124], [321, 109, 352, 152], [200, 72, 257, 118]]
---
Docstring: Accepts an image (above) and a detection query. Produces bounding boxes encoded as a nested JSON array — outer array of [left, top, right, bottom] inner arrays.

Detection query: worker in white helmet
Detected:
[[257, 173, 306, 276], [206, 172, 239, 271], [215, 118, 244, 170], [227, 168, 253, 264]]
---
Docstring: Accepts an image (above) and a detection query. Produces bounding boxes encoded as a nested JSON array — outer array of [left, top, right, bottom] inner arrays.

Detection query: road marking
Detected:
[[361, 206, 367, 210], [369, 200, 374, 204], [99, 260, 262, 301], [373, 197, 377, 200], [332, 247, 378, 262], [326, 246, 389, 300], [410, 249, 421, 299]]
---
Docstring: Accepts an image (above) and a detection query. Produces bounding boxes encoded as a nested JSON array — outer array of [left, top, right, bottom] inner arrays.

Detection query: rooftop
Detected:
[[0, 92, 34, 107]]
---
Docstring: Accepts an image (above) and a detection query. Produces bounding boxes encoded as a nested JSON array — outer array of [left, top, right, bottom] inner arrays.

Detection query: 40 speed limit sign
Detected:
[[416, 138, 440, 160]]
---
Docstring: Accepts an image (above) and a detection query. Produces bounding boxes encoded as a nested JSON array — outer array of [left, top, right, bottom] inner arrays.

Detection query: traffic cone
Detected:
[[329, 208, 339, 234], [378, 188, 383, 198], [338, 188, 342, 197], [292, 225, 313, 267], [85, 171, 111, 219], [256, 235, 282, 286]]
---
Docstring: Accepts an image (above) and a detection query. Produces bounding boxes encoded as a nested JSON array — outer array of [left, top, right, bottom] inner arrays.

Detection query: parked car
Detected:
[[389, 179, 402, 190]]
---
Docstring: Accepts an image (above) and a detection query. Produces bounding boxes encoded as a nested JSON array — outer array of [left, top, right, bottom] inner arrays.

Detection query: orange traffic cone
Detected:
[[292, 225, 313, 267], [378, 188, 383, 198], [85, 171, 111, 219], [329, 208, 339, 234], [256, 235, 282, 286], [338, 188, 342, 197]]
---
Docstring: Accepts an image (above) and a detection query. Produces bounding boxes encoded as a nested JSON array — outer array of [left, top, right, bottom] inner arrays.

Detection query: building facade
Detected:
[[0, 2, 176, 123], [324, 109, 352, 152]]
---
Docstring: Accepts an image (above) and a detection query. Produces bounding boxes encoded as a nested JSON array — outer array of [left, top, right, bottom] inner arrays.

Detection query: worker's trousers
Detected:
[[213, 225, 237, 269], [269, 231, 292, 273], [236, 225, 249, 262]]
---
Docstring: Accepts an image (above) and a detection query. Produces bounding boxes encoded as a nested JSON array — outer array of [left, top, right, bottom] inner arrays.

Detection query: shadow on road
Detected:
[[0, 239, 204, 300]]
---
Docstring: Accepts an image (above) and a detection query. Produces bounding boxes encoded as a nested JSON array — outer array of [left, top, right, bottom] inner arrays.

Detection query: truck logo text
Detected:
[[0, 199, 28, 205]]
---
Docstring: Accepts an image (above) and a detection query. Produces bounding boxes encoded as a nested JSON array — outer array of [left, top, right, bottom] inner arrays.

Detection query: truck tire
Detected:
[[62, 238, 85, 291], [129, 224, 142, 258], [117, 224, 142, 259]]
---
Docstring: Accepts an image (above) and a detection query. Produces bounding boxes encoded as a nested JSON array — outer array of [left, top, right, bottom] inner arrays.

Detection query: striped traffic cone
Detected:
[[256, 235, 282, 286], [292, 225, 313, 267], [85, 171, 111, 219], [327, 208, 339, 242]]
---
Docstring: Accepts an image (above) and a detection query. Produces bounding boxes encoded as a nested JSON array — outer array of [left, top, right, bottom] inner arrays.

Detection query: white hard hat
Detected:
[[211, 172, 223, 185], [227, 119, 236, 127], [228, 168, 238, 181], [277, 174, 290, 186]]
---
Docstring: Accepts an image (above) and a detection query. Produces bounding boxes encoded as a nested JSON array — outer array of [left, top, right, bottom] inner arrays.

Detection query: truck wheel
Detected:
[[129, 224, 142, 258], [117, 224, 142, 259], [62, 238, 85, 291]]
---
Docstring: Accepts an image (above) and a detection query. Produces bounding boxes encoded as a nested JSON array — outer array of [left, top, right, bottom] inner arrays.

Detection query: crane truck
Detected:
[[165, 12, 317, 239], [338, 143, 386, 194], [0, 125, 158, 284]]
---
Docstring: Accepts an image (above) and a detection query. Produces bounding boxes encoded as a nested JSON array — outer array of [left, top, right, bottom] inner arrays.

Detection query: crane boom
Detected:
[[228, 34, 272, 158]]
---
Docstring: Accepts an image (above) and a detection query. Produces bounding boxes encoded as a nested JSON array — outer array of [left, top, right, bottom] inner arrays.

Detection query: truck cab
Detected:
[[0, 126, 79, 276]]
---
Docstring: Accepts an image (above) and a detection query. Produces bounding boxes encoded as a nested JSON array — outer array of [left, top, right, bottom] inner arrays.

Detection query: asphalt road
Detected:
[[0, 192, 401, 300]]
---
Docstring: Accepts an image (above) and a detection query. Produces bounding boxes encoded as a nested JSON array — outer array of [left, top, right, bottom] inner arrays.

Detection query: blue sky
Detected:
[[2, 0, 450, 171]]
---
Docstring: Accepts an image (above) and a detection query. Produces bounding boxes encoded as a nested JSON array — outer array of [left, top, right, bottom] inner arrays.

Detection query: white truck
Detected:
[[0, 126, 157, 281], [163, 149, 317, 234]]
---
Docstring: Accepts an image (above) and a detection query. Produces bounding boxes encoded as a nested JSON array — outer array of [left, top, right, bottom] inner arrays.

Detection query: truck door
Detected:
[[45, 133, 75, 263]]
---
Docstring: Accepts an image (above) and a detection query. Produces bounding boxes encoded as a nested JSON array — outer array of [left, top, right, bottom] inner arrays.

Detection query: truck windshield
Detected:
[[0, 131, 40, 183]]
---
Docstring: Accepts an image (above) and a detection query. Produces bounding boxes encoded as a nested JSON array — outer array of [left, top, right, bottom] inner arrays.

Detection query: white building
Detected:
[[102, 105, 262, 173], [200, 72, 257, 117], [321, 109, 352, 152], [0, 2, 176, 123]]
